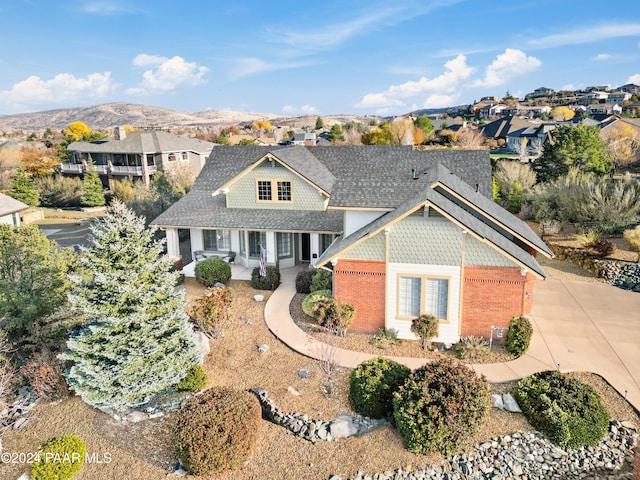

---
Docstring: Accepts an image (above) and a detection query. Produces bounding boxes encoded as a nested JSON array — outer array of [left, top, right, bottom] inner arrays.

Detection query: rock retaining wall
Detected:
[[248, 388, 387, 443], [549, 244, 640, 292], [330, 421, 638, 480]]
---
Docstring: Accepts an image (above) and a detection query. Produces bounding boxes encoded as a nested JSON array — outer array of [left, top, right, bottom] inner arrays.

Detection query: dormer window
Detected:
[[256, 179, 292, 203]]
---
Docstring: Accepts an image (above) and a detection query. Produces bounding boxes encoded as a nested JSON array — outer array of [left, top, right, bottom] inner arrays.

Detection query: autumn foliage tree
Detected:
[[550, 106, 575, 121], [603, 122, 639, 172], [21, 147, 59, 176]]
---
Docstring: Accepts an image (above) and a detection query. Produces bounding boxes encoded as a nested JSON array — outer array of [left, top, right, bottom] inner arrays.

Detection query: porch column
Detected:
[[165, 228, 180, 258], [190, 229, 203, 256], [265, 231, 276, 264], [310, 233, 320, 261]]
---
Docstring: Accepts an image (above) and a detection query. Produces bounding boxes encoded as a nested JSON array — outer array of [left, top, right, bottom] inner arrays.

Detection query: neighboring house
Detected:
[[506, 124, 555, 159], [0, 192, 28, 226], [622, 102, 640, 116], [607, 91, 632, 105], [480, 116, 538, 144], [618, 83, 640, 96], [287, 132, 317, 146], [63, 127, 214, 186], [586, 103, 622, 115], [532, 87, 555, 97], [151, 146, 552, 344]]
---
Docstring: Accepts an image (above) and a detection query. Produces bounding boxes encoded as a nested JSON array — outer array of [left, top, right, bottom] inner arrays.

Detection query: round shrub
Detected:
[[177, 364, 208, 392], [295, 269, 315, 294], [301, 290, 332, 316], [174, 387, 261, 476], [31, 434, 87, 480], [506, 316, 533, 357], [311, 297, 356, 335], [393, 358, 490, 455], [195, 257, 232, 286], [310, 269, 332, 292], [350, 357, 411, 419], [251, 265, 281, 290], [515, 370, 609, 448], [187, 286, 234, 337], [410, 314, 439, 349]]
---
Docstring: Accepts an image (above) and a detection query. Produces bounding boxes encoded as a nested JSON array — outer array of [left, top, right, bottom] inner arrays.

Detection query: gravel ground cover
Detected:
[[1, 260, 638, 480]]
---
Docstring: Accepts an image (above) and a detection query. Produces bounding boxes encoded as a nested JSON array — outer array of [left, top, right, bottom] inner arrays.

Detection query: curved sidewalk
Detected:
[[264, 267, 640, 412]]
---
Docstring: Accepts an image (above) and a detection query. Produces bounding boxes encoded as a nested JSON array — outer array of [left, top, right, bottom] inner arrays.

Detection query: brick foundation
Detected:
[[333, 259, 386, 333], [461, 266, 537, 338]]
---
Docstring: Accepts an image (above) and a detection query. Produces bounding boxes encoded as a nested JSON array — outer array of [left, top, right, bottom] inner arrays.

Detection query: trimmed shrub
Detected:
[[295, 269, 315, 294], [350, 357, 411, 419], [515, 370, 609, 448], [177, 364, 208, 392], [174, 387, 261, 476], [393, 358, 490, 455], [251, 265, 281, 290], [369, 328, 402, 349], [451, 336, 490, 361], [310, 269, 332, 292], [506, 316, 533, 357], [187, 286, 234, 337], [623, 225, 640, 260], [301, 290, 332, 316], [410, 314, 439, 349], [195, 257, 232, 286], [586, 238, 616, 257], [31, 434, 87, 480], [311, 298, 356, 335]]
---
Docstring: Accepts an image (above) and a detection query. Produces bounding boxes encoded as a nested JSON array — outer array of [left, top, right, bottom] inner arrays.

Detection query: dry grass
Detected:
[[0, 278, 637, 480]]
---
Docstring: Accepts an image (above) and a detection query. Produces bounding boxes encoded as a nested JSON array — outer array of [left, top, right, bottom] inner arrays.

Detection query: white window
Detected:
[[277, 232, 292, 258], [203, 229, 230, 251], [168, 153, 177, 162], [256, 179, 292, 203], [181, 152, 189, 161], [249, 231, 267, 257], [398, 276, 449, 321], [257, 181, 272, 201]]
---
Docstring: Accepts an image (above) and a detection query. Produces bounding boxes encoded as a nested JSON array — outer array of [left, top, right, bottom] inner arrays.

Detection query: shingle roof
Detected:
[[481, 116, 537, 139], [0, 192, 29, 216], [313, 163, 551, 279], [151, 192, 342, 232], [68, 131, 214, 154]]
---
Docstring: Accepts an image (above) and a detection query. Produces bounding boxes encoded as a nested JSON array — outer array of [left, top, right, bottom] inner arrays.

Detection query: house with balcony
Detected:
[[151, 145, 552, 343], [62, 127, 214, 186]]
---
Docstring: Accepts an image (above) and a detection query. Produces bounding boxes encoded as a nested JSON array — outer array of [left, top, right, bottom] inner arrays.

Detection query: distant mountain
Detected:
[[0, 103, 376, 132], [0, 102, 281, 131]]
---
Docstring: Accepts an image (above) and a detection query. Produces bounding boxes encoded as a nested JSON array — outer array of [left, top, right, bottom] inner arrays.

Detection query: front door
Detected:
[[301, 233, 311, 262]]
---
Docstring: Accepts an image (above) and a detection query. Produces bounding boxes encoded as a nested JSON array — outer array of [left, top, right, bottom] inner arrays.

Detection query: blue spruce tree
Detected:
[[61, 200, 202, 411]]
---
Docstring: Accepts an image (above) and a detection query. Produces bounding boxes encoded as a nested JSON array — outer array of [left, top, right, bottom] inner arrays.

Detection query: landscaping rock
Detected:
[[299, 368, 309, 378], [287, 386, 301, 396], [257, 344, 269, 353], [330, 415, 359, 439], [195, 330, 210, 356], [502, 393, 522, 412], [125, 410, 148, 423], [491, 394, 504, 410]]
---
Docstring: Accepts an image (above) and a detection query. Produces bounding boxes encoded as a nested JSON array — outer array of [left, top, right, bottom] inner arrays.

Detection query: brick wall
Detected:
[[634, 448, 640, 480], [461, 266, 537, 338], [333, 259, 386, 333]]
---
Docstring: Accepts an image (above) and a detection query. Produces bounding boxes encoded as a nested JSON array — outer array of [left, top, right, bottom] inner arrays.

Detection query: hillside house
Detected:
[[152, 146, 552, 343]]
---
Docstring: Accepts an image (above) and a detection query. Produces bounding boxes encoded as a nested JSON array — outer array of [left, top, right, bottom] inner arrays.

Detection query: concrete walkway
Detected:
[[264, 267, 640, 411]]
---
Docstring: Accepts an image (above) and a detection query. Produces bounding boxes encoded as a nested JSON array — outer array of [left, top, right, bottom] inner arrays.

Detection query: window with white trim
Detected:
[[277, 232, 292, 258], [168, 153, 177, 162], [203, 229, 230, 251], [256, 179, 292, 203], [248, 231, 267, 257], [181, 152, 189, 161], [398, 275, 449, 321]]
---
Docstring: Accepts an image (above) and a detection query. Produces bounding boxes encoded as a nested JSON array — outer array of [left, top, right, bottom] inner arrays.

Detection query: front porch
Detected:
[[182, 260, 252, 281]]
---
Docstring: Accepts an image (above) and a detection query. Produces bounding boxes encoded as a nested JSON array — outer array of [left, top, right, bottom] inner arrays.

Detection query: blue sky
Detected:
[[1, 0, 639, 117]]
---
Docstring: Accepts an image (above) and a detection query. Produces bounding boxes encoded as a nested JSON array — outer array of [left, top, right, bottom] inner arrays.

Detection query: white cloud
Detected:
[[423, 94, 457, 108], [528, 23, 640, 48], [628, 74, 640, 84], [561, 83, 576, 91], [0, 72, 115, 109], [472, 49, 541, 88], [281, 104, 319, 115], [594, 53, 611, 61], [355, 54, 473, 109], [127, 54, 208, 94]]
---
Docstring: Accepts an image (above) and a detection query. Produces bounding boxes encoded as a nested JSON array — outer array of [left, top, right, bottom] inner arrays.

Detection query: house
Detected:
[[63, 127, 214, 186], [287, 132, 317, 146], [532, 87, 555, 97], [506, 124, 555, 159], [480, 116, 539, 144], [607, 91, 632, 105], [586, 103, 621, 115], [0, 193, 29, 226], [618, 83, 640, 96], [151, 146, 552, 344]]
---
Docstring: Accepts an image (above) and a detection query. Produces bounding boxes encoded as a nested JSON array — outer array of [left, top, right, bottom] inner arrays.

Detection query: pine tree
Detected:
[[60, 201, 202, 411], [7, 167, 39, 206], [80, 165, 106, 207]]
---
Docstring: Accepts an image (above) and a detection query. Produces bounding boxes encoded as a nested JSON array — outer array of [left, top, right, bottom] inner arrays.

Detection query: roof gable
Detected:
[[0, 192, 29, 216]]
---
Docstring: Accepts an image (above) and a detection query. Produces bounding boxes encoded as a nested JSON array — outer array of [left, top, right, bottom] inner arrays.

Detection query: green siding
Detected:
[[388, 216, 518, 267], [226, 162, 325, 211], [342, 232, 386, 260]]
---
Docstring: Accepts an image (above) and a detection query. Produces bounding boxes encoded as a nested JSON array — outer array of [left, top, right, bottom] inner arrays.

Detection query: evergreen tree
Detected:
[[0, 225, 70, 342], [327, 124, 345, 143], [7, 167, 39, 206], [534, 124, 611, 183], [61, 201, 202, 411], [315, 116, 324, 130], [80, 165, 106, 207]]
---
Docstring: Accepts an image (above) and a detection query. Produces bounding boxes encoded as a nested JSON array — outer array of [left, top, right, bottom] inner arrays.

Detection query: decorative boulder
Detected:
[[502, 393, 522, 413], [330, 415, 359, 439], [492, 394, 505, 410], [195, 331, 211, 356]]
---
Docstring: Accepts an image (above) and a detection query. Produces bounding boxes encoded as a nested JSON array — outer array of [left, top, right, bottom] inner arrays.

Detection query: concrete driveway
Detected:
[[529, 278, 640, 410]]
